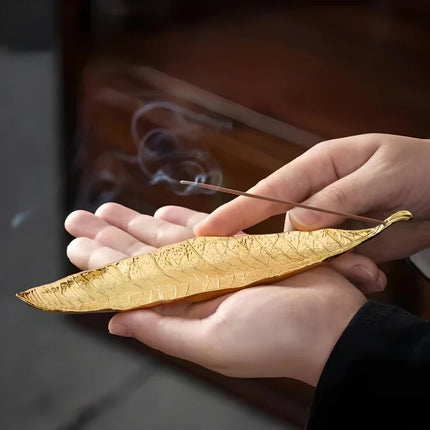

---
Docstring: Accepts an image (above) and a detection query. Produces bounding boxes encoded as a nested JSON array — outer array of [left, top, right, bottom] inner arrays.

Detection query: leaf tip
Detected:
[[383, 210, 413, 228], [16, 290, 33, 306]]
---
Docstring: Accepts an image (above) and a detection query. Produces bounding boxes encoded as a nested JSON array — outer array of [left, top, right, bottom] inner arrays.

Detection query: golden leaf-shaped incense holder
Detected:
[[17, 210, 412, 313]]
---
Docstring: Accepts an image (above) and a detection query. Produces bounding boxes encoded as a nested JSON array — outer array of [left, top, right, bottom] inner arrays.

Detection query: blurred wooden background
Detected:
[[60, 1, 430, 428]]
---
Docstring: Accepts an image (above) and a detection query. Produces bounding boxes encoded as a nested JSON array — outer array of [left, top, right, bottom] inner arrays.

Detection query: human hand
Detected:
[[65, 203, 208, 268], [195, 134, 430, 262], [65, 202, 385, 296], [64, 203, 382, 386], [108, 266, 366, 386]]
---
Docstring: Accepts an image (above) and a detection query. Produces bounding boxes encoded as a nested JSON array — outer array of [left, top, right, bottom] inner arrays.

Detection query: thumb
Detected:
[[289, 169, 378, 230], [108, 309, 215, 365], [328, 253, 387, 294]]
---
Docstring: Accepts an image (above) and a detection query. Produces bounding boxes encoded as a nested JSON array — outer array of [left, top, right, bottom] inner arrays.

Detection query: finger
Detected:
[[65, 210, 154, 256], [283, 211, 294, 231], [154, 205, 208, 230], [95, 202, 195, 247], [288, 164, 384, 230], [356, 220, 430, 263], [108, 309, 216, 365], [67, 237, 129, 270], [328, 253, 387, 294], [195, 135, 381, 236]]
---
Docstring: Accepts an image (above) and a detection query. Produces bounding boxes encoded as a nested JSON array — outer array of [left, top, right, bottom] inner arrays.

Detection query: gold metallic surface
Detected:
[[17, 211, 412, 313]]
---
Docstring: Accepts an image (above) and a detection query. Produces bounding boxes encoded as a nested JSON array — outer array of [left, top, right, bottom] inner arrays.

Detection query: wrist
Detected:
[[302, 290, 367, 386]]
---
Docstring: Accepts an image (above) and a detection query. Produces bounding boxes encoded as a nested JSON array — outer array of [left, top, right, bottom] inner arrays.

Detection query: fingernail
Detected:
[[355, 264, 374, 283], [375, 270, 387, 292], [289, 208, 321, 229], [355, 265, 385, 292], [109, 321, 133, 337]]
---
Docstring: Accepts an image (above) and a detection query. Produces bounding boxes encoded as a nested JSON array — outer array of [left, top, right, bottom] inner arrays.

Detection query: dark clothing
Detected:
[[307, 300, 430, 429]]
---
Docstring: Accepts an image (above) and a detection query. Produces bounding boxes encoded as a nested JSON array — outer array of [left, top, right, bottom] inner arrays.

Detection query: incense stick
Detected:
[[180, 180, 384, 224]]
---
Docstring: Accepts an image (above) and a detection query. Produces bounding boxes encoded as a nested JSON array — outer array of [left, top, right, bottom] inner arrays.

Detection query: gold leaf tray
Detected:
[[17, 210, 412, 313]]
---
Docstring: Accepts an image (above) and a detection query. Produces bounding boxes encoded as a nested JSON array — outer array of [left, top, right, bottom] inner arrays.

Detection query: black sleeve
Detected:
[[306, 300, 430, 430]]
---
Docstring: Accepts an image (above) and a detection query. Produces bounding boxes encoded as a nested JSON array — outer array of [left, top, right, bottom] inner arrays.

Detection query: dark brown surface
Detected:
[[88, 3, 430, 139], [61, 2, 430, 428]]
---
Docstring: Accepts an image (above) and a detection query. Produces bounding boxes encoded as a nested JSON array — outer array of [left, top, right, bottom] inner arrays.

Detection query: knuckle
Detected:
[[322, 185, 349, 207], [357, 132, 391, 150], [256, 176, 281, 197], [361, 132, 384, 142], [153, 222, 171, 248], [253, 177, 287, 212], [94, 225, 115, 243]]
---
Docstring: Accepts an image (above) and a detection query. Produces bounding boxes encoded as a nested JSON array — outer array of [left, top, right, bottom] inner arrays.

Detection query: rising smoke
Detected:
[[131, 101, 231, 195]]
